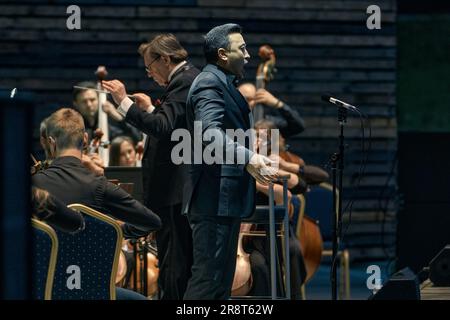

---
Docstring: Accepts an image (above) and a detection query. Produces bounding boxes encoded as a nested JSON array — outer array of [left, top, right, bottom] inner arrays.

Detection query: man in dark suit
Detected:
[[102, 34, 200, 299], [32, 108, 162, 240], [182, 24, 279, 300]]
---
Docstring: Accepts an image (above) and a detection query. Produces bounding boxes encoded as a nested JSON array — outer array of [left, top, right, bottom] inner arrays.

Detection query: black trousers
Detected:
[[183, 214, 241, 300], [154, 203, 193, 300]]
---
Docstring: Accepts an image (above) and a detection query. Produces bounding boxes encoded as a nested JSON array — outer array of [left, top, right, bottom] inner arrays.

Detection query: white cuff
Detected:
[[147, 105, 155, 113], [117, 97, 134, 117]]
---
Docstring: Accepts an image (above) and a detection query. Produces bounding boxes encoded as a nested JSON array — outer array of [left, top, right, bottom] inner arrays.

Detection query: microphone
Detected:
[[321, 95, 358, 111]]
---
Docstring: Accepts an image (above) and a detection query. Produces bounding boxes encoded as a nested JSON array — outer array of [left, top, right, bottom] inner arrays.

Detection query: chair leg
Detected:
[[301, 284, 306, 300], [339, 251, 344, 300], [337, 250, 351, 300], [343, 249, 350, 300]]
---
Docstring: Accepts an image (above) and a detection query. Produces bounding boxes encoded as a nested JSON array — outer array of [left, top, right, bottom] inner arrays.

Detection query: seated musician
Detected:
[[39, 116, 105, 176], [33, 108, 162, 300], [256, 120, 330, 189], [239, 124, 305, 299], [238, 82, 305, 138], [73, 82, 142, 144], [33, 108, 161, 239], [240, 120, 329, 299], [109, 135, 137, 167]]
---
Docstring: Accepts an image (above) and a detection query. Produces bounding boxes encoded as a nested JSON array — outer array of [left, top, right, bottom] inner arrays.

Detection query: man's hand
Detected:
[[246, 153, 279, 185], [102, 100, 124, 121], [81, 153, 105, 176], [254, 88, 281, 109], [102, 80, 127, 105], [132, 93, 153, 112], [136, 140, 145, 161]]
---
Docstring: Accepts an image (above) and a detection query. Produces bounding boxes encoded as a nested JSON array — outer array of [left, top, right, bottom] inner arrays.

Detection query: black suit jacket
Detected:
[[32, 187, 85, 234], [183, 64, 256, 218], [124, 62, 200, 211], [32, 156, 161, 239], [264, 102, 305, 138]]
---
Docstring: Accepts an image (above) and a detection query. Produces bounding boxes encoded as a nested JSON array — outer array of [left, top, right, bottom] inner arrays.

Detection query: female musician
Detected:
[[109, 136, 138, 167]]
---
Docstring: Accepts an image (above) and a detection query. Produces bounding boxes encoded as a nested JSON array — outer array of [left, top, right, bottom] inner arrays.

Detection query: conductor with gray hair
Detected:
[[183, 23, 278, 299]]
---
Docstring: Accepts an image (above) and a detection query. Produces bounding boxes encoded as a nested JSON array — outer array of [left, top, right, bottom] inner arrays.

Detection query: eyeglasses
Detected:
[[145, 56, 160, 73]]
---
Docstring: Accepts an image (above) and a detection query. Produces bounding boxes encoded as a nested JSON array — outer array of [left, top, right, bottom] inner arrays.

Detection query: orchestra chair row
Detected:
[[31, 204, 123, 300], [31, 219, 58, 300]]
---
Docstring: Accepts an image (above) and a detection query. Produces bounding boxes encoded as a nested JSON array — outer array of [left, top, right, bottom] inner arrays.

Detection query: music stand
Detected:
[[104, 166, 144, 203]]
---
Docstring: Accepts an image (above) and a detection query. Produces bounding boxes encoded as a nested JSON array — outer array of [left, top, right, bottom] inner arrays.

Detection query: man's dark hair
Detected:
[[72, 81, 97, 102], [204, 23, 242, 64]]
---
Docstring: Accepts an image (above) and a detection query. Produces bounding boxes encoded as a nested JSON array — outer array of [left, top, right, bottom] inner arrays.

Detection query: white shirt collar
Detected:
[[168, 61, 187, 83]]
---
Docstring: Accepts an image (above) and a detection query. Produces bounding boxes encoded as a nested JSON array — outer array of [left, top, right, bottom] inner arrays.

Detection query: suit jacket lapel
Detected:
[[226, 77, 251, 128], [204, 64, 251, 128]]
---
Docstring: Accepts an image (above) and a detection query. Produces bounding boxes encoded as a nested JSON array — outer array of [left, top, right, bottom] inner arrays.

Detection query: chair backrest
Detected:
[[291, 194, 306, 235], [303, 183, 338, 242], [31, 219, 58, 300], [51, 204, 123, 300]]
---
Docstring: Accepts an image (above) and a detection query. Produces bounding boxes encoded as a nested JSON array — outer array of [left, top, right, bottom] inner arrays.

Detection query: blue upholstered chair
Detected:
[[31, 218, 59, 300], [51, 204, 123, 300]]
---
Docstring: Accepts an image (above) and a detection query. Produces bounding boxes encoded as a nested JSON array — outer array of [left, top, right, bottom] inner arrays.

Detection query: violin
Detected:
[[87, 128, 104, 154], [30, 154, 50, 175]]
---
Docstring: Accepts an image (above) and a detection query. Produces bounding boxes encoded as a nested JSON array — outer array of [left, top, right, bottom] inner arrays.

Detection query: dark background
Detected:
[[396, 0, 450, 273], [1, 0, 449, 298]]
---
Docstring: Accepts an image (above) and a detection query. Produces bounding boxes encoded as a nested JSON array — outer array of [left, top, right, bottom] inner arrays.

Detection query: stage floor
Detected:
[[420, 280, 450, 300]]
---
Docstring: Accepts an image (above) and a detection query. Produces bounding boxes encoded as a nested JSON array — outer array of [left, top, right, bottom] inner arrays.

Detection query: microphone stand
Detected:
[[330, 106, 347, 300]]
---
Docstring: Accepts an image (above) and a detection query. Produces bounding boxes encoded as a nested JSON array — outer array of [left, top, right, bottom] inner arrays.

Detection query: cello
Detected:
[[231, 223, 253, 296], [127, 236, 159, 298]]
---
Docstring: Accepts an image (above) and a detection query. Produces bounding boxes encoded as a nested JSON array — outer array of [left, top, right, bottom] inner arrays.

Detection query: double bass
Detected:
[[253, 45, 276, 123]]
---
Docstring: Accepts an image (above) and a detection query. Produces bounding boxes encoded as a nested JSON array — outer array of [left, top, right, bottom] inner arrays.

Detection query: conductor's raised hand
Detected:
[[132, 93, 153, 112], [102, 80, 127, 105]]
